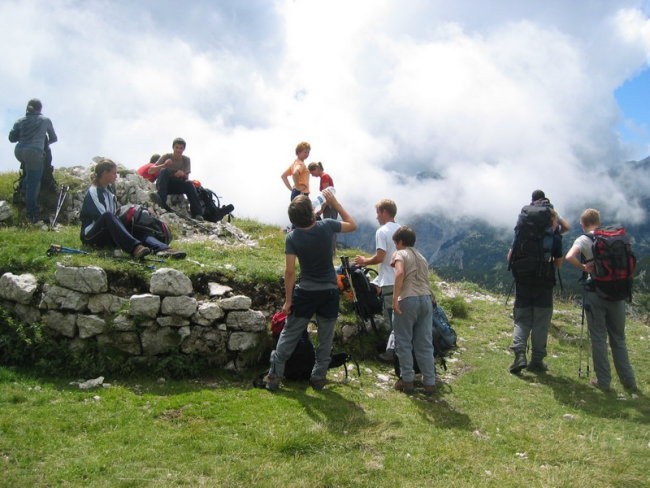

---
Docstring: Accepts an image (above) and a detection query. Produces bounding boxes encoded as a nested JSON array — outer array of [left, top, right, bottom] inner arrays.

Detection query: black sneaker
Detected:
[[156, 249, 187, 259], [309, 377, 327, 391], [509, 352, 528, 375], [263, 374, 281, 392], [527, 361, 548, 373]]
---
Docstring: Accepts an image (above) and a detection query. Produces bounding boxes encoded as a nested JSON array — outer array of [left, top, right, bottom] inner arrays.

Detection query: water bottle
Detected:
[[311, 187, 335, 212]]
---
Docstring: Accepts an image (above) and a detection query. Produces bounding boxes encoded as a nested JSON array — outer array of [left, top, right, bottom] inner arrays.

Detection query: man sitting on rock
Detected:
[[151, 137, 205, 221]]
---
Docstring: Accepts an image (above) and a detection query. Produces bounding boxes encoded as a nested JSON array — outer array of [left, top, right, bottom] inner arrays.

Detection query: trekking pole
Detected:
[[46, 244, 89, 256], [50, 185, 69, 228], [578, 300, 585, 377], [504, 279, 515, 306], [578, 293, 590, 378]]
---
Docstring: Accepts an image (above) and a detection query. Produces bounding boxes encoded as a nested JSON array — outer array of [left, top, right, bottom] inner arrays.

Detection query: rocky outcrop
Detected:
[[0, 265, 270, 370]]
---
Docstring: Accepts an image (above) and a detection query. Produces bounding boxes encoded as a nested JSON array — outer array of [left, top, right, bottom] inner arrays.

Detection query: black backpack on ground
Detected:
[[342, 261, 383, 320], [253, 318, 360, 387], [195, 185, 234, 223], [393, 302, 458, 375], [508, 202, 555, 287], [117, 204, 172, 245], [587, 226, 636, 302]]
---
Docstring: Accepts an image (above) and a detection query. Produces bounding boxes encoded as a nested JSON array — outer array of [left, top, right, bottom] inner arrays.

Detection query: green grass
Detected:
[[0, 171, 648, 486], [1, 288, 648, 487]]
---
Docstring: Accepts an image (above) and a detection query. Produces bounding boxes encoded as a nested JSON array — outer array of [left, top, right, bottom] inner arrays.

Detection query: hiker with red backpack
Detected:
[[565, 208, 638, 393]]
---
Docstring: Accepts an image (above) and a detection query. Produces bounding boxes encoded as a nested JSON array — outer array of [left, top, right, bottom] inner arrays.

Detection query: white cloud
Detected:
[[1, 0, 649, 229]]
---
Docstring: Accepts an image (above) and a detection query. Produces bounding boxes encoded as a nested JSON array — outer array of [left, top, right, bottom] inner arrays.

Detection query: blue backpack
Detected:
[[432, 304, 457, 361]]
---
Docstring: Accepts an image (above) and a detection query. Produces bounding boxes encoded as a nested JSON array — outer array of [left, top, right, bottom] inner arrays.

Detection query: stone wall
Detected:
[[0, 265, 270, 370]]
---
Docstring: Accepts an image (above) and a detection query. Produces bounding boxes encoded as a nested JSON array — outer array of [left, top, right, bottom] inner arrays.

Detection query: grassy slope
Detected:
[[0, 171, 648, 487]]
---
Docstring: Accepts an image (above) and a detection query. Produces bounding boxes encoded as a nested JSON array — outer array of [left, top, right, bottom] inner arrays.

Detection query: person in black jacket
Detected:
[[80, 159, 183, 259]]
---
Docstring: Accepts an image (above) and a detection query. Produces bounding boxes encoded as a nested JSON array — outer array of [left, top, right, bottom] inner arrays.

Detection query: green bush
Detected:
[[444, 296, 469, 319]]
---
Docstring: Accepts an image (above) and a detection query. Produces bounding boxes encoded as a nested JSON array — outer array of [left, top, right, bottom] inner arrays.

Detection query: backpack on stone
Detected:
[[587, 226, 636, 302], [117, 204, 172, 245], [393, 301, 458, 375], [253, 311, 359, 387], [508, 202, 555, 287], [195, 185, 234, 223]]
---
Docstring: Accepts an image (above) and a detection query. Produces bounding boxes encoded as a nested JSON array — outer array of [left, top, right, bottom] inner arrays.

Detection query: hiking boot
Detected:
[[156, 249, 187, 259], [394, 379, 414, 394], [309, 377, 327, 391], [423, 384, 437, 396], [527, 360, 548, 373], [378, 349, 395, 363], [132, 245, 151, 259], [622, 382, 640, 393], [509, 351, 527, 375], [263, 373, 281, 392], [193, 215, 205, 222]]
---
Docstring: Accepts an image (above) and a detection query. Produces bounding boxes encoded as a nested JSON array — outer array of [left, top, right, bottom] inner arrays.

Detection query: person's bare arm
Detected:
[[323, 188, 356, 233], [282, 254, 297, 314]]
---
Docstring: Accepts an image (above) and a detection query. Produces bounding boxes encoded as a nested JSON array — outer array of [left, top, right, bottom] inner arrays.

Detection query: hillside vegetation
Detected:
[[0, 170, 648, 487]]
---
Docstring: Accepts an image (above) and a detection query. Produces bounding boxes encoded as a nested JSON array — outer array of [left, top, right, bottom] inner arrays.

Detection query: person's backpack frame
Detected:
[[506, 202, 562, 304], [339, 256, 382, 334], [585, 225, 636, 302]]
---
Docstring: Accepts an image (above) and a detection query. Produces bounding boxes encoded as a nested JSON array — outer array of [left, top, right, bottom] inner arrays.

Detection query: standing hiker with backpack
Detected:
[[263, 189, 357, 392], [354, 199, 401, 362], [8, 98, 58, 223], [507, 203, 564, 374], [565, 208, 638, 393]]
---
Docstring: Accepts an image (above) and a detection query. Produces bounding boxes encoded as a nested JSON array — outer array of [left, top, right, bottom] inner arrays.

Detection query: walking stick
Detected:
[[578, 293, 590, 378]]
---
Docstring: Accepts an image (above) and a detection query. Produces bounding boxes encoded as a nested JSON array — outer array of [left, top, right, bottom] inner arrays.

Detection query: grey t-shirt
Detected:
[[286, 219, 342, 290]]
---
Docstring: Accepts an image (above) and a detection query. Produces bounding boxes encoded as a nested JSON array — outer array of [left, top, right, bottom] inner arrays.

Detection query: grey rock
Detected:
[[0, 272, 39, 304], [54, 264, 108, 293], [150, 268, 193, 296], [220, 295, 252, 311], [161, 295, 197, 317], [226, 309, 266, 332], [43, 310, 77, 337], [77, 314, 106, 339], [129, 294, 160, 318], [39, 284, 89, 311]]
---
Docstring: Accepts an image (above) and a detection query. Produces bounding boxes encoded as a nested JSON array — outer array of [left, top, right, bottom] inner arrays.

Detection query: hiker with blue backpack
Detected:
[[507, 198, 564, 374], [565, 208, 638, 393], [263, 189, 357, 392]]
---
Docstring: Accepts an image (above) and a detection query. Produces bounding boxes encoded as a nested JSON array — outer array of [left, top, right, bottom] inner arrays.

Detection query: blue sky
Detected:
[[615, 67, 650, 158], [1, 1, 649, 226]]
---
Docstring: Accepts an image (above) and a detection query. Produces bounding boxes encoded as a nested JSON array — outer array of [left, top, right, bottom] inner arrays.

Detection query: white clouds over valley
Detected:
[[1, 0, 649, 227]]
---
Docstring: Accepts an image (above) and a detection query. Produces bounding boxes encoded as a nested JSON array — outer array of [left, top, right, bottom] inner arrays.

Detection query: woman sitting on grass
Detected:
[[80, 158, 184, 259]]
